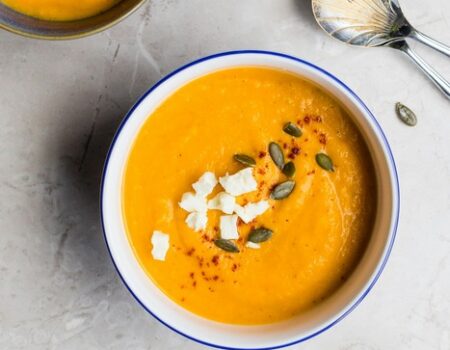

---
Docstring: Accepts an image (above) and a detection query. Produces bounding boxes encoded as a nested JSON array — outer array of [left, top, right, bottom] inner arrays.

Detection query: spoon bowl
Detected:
[[312, 0, 450, 99], [312, 0, 410, 47]]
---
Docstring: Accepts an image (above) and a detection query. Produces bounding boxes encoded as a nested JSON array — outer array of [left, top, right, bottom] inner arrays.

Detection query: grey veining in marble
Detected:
[[0, 0, 449, 349]]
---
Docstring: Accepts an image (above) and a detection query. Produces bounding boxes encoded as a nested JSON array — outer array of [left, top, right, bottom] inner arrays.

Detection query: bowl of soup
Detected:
[[101, 50, 399, 349], [0, 0, 144, 39]]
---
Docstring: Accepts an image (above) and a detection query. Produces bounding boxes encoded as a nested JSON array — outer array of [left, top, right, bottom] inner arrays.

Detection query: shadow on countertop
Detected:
[[294, 0, 317, 27], [48, 69, 163, 289]]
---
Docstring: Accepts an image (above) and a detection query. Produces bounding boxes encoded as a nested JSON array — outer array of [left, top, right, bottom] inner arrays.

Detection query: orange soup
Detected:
[[1, 0, 120, 21], [123, 67, 376, 325]]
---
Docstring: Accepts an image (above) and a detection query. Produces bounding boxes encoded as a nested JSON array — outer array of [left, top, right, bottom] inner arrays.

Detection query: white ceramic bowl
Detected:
[[101, 51, 400, 349]]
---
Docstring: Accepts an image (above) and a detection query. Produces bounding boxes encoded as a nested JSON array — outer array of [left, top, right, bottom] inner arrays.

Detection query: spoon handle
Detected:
[[395, 42, 450, 99], [410, 30, 450, 57]]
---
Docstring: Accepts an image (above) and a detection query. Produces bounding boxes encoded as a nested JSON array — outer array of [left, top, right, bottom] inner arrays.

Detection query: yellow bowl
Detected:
[[0, 0, 145, 40]]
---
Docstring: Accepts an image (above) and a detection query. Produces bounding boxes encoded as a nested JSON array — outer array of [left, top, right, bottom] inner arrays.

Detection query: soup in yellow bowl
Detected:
[[1, 0, 120, 21], [123, 67, 377, 325]]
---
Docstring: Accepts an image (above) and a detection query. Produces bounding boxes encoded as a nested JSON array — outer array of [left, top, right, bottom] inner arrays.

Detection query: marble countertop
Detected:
[[1, 0, 449, 349]]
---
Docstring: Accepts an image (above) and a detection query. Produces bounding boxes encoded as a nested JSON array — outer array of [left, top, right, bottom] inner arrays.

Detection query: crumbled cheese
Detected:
[[234, 200, 270, 224], [151, 231, 170, 261], [185, 211, 208, 232], [219, 168, 257, 196], [245, 241, 261, 249], [192, 172, 218, 197], [219, 214, 239, 240], [207, 192, 236, 214], [178, 192, 207, 213]]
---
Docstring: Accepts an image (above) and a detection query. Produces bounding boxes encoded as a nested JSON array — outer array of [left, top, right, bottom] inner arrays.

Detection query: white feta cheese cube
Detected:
[[207, 192, 236, 214], [185, 211, 208, 232], [234, 200, 270, 224], [219, 214, 239, 240], [178, 192, 207, 213], [151, 231, 170, 261], [192, 172, 218, 197], [245, 241, 261, 249], [219, 168, 257, 196]]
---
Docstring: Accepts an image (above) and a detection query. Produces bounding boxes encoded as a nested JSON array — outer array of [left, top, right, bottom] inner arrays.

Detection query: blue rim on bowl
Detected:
[[100, 50, 400, 350]]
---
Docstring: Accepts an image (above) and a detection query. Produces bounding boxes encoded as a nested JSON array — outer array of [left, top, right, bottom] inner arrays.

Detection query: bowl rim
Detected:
[[100, 50, 400, 350], [0, 0, 145, 40]]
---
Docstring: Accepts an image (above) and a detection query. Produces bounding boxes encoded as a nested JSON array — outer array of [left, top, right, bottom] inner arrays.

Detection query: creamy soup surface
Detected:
[[123, 67, 377, 325], [2, 0, 120, 21]]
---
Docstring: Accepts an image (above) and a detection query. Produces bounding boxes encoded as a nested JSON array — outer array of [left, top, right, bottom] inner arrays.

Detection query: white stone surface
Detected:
[[0, 0, 449, 349]]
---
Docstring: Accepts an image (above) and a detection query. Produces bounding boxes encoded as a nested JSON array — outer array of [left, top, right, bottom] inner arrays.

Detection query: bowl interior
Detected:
[[101, 51, 399, 349], [0, 0, 144, 39]]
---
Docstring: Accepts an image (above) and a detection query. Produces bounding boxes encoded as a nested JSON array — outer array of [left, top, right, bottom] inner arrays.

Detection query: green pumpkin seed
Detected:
[[269, 142, 285, 169], [316, 153, 334, 172], [214, 239, 240, 253], [233, 154, 256, 167], [395, 102, 417, 126], [283, 122, 302, 137], [282, 161, 296, 177], [270, 180, 296, 200], [248, 227, 273, 243]]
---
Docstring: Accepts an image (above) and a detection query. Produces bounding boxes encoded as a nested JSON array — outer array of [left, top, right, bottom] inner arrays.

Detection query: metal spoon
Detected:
[[312, 0, 450, 99]]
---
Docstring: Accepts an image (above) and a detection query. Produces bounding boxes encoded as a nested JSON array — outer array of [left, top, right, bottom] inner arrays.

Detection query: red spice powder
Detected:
[[258, 151, 266, 158], [189, 272, 194, 279], [319, 133, 327, 145], [304, 116, 311, 124], [313, 115, 323, 123], [258, 180, 266, 191], [201, 234, 212, 243], [213, 275, 219, 281], [186, 248, 195, 256], [231, 264, 238, 272], [212, 255, 219, 266]]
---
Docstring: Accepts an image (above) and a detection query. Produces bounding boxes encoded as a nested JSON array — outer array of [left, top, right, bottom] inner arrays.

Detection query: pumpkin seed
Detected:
[[316, 153, 334, 172], [248, 227, 273, 243], [270, 180, 296, 200], [233, 153, 256, 167], [282, 161, 296, 177], [283, 122, 302, 137], [214, 239, 240, 253], [395, 102, 417, 126], [269, 142, 285, 169]]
